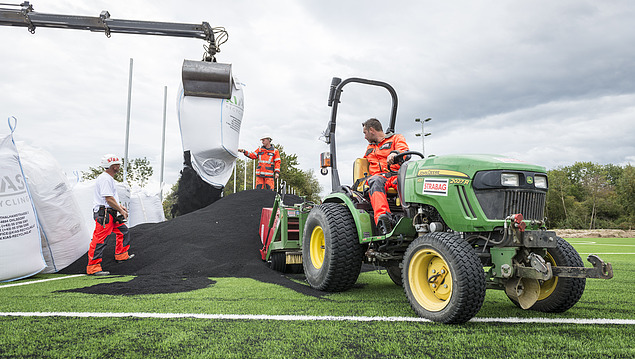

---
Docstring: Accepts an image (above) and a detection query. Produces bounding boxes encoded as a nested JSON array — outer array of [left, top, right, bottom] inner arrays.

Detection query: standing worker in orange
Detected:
[[238, 135, 281, 190], [86, 154, 135, 276], [362, 118, 410, 235]]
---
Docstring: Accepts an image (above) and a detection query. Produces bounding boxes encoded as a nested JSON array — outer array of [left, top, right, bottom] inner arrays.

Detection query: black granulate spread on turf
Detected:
[[58, 189, 327, 297]]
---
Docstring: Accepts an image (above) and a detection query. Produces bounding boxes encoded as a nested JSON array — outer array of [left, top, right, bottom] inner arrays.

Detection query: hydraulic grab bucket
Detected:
[[181, 60, 233, 99]]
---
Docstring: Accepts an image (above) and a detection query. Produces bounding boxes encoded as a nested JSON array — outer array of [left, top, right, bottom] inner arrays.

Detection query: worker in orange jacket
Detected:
[[362, 118, 410, 234], [238, 135, 281, 190]]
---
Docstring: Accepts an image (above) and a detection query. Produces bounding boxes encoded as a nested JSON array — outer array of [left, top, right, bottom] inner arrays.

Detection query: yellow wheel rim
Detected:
[[408, 249, 452, 311], [537, 252, 558, 300], [310, 226, 326, 269]]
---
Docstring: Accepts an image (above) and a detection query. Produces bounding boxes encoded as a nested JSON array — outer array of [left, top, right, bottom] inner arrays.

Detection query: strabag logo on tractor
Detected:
[[422, 178, 448, 196]]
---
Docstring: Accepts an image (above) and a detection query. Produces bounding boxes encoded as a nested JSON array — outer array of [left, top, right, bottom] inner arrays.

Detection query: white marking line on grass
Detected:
[[579, 253, 635, 255], [0, 274, 85, 288], [0, 312, 633, 325], [569, 241, 635, 247]]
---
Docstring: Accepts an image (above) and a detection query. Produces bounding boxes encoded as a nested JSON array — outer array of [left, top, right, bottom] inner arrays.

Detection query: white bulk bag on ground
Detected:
[[0, 119, 45, 282], [128, 186, 165, 227], [177, 77, 244, 188], [17, 142, 92, 273]]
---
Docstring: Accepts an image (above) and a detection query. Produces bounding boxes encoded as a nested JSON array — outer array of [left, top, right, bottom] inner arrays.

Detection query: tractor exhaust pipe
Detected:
[[182, 60, 233, 99]]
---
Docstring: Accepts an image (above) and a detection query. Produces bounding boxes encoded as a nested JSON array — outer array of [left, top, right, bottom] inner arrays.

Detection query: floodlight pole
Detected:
[[123, 58, 133, 184], [159, 85, 167, 201], [415, 117, 431, 157]]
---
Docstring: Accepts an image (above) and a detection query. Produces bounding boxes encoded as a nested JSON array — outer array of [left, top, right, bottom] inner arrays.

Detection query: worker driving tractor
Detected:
[[238, 135, 281, 190], [361, 118, 410, 235]]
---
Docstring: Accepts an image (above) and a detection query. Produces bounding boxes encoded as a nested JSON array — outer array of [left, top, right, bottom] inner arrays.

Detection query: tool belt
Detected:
[[95, 206, 126, 227]]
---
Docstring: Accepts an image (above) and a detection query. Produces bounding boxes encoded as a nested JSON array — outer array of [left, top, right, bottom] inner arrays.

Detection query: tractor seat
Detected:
[[353, 158, 398, 195]]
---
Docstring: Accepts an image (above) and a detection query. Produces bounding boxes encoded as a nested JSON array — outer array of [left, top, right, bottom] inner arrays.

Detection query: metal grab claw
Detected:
[[587, 254, 614, 279]]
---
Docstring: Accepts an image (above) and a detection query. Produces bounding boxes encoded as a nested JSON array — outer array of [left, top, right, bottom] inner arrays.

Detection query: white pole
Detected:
[[123, 58, 133, 184], [252, 160, 255, 189], [159, 86, 167, 201], [244, 160, 247, 191], [233, 164, 236, 193]]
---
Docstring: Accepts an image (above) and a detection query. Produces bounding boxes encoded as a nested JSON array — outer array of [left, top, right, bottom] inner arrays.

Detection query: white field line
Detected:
[[0, 311, 633, 325], [0, 274, 85, 288], [568, 241, 635, 247], [578, 253, 635, 255]]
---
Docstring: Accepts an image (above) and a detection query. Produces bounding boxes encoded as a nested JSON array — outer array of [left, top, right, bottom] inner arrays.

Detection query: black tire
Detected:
[[385, 263, 403, 286], [270, 252, 286, 273], [302, 203, 364, 292], [509, 237, 586, 313], [402, 232, 486, 324]]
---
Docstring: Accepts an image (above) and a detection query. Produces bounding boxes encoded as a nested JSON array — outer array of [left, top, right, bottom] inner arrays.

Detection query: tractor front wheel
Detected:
[[507, 237, 586, 313], [302, 203, 364, 292], [402, 232, 486, 324]]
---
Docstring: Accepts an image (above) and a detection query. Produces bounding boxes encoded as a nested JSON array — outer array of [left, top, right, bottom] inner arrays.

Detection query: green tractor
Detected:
[[262, 77, 613, 324]]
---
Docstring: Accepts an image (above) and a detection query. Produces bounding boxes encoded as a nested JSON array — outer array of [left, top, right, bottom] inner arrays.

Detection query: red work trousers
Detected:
[[367, 175, 398, 224], [87, 213, 130, 274], [256, 176, 275, 190]]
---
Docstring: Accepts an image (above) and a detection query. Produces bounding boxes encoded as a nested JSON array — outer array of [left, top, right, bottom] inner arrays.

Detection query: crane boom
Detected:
[[0, 1, 225, 61], [0, 1, 233, 98]]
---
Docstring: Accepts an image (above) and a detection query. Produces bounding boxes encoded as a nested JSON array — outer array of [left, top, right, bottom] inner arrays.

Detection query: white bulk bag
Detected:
[[0, 119, 45, 282], [128, 186, 165, 227], [177, 77, 244, 188], [17, 142, 92, 273]]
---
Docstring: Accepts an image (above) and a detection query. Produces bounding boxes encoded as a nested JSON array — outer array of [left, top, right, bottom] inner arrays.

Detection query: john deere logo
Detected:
[[527, 176, 534, 184]]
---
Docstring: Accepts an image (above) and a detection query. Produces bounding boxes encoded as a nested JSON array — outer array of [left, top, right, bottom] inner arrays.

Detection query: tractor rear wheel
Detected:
[[402, 232, 486, 324], [507, 237, 586, 313], [302, 203, 364, 292]]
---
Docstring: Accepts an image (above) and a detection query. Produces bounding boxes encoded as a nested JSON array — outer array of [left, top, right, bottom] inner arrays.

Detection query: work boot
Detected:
[[377, 213, 394, 235], [90, 271, 110, 276], [116, 253, 135, 263]]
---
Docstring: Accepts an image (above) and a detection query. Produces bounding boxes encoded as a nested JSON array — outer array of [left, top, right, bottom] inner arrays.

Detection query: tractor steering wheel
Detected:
[[388, 150, 424, 171]]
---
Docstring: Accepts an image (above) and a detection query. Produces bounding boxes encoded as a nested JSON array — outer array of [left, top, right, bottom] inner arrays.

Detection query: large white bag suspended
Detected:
[[177, 76, 244, 188], [17, 142, 92, 273], [0, 118, 45, 282]]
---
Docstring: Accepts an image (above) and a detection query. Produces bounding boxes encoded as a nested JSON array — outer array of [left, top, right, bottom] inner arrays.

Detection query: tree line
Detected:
[[546, 162, 634, 230]]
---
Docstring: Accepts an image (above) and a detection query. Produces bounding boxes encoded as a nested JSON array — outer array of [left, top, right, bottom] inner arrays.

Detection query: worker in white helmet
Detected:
[[238, 135, 281, 190], [86, 154, 135, 275]]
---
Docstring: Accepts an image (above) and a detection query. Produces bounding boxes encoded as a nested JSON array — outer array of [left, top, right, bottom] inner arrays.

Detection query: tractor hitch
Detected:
[[551, 254, 614, 279]]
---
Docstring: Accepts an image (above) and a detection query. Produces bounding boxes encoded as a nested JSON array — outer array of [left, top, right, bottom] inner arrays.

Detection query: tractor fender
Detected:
[[323, 193, 373, 242]]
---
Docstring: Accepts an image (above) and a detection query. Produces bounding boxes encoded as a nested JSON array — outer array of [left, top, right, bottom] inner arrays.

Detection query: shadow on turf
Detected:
[[57, 275, 217, 296]]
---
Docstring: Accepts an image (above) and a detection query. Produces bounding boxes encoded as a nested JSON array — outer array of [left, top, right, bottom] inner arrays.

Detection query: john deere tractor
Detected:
[[262, 77, 613, 324]]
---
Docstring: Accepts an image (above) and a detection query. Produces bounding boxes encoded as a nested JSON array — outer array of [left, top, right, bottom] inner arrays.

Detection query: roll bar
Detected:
[[323, 77, 399, 192]]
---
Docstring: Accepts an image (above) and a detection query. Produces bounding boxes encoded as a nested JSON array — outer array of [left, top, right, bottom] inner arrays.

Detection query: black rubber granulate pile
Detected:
[[59, 189, 326, 297]]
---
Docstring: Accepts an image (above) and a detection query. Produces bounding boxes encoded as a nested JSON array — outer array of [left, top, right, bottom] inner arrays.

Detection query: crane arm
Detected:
[[0, 2, 226, 61]]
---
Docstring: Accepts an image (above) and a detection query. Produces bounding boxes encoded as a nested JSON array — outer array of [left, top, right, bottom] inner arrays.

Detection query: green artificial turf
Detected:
[[0, 238, 633, 358]]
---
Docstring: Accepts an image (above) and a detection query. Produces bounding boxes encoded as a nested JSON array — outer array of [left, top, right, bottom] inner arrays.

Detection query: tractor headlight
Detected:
[[534, 175, 547, 189], [501, 173, 519, 187]]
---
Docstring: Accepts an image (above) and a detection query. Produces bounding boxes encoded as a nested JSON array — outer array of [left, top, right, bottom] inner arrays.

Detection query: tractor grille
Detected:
[[474, 189, 546, 221]]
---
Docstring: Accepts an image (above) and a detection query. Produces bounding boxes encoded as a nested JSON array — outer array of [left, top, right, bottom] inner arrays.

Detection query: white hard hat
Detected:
[[260, 135, 272, 141], [101, 154, 122, 169]]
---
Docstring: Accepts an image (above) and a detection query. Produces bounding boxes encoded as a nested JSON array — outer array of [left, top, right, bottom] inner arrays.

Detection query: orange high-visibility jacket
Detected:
[[364, 133, 409, 175], [244, 145, 281, 178]]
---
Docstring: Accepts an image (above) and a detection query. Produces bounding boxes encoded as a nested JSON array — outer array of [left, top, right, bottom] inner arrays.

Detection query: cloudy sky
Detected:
[[1, 0, 633, 196]]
